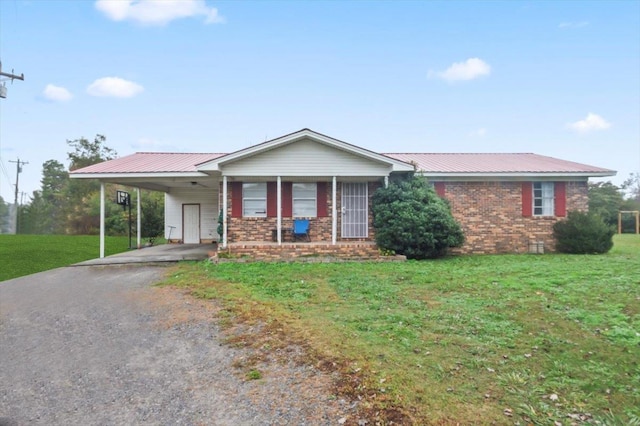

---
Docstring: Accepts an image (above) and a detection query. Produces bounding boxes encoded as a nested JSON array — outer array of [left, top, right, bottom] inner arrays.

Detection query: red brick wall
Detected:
[[218, 242, 387, 261], [444, 180, 588, 254], [222, 179, 587, 254]]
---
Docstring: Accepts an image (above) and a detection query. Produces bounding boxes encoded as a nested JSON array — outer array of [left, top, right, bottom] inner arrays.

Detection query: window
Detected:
[[533, 182, 554, 216], [243, 183, 266, 217], [292, 183, 317, 217]]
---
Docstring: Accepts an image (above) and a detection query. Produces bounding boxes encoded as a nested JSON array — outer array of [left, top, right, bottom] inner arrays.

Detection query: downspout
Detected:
[[100, 182, 105, 258]]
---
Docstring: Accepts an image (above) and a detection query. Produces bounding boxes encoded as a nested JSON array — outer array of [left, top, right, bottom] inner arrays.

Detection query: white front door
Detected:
[[341, 182, 368, 238], [183, 204, 200, 244]]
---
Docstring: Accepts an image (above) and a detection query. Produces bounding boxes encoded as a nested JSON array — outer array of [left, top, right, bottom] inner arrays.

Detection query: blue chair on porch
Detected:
[[292, 219, 310, 241]]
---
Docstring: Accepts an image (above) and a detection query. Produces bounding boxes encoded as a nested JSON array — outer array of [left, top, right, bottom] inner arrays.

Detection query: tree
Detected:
[[141, 191, 164, 242], [622, 173, 640, 202], [67, 134, 117, 171], [588, 181, 624, 227], [372, 175, 464, 259], [0, 196, 10, 233], [41, 160, 69, 233], [64, 135, 118, 234]]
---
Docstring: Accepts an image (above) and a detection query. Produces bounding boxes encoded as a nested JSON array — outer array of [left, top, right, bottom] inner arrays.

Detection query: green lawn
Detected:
[[164, 234, 640, 424], [0, 235, 131, 281]]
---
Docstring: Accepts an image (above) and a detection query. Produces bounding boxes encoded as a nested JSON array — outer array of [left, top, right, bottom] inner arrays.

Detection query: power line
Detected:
[[0, 157, 13, 186], [0, 60, 24, 99], [8, 158, 27, 206]]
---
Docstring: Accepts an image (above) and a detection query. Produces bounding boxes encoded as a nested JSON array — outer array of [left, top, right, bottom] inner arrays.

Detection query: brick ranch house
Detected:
[[70, 128, 615, 259]]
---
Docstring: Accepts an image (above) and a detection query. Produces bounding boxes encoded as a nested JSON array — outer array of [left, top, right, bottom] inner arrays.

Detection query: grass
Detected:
[[0, 234, 132, 281], [162, 234, 640, 424]]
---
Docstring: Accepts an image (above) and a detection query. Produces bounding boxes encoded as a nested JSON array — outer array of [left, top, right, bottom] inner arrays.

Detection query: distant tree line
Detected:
[[588, 174, 640, 232], [0, 135, 164, 239]]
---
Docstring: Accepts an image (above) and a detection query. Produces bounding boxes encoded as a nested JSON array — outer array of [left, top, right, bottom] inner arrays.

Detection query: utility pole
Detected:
[[0, 61, 25, 99], [8, 159, 27, 234]]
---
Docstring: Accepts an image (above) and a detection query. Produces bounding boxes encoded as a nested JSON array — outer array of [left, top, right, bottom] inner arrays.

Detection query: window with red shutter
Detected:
[[554, 182, 567, 217], [522, 182, 533, 217], [266, 182, 277, 217], [317, 182, 328, 217], [282, 182, 293, 217], [231, 182, 243, 218]]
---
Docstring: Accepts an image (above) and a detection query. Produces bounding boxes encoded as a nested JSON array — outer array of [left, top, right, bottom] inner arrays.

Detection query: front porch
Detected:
[[215, 241, 404, 262]]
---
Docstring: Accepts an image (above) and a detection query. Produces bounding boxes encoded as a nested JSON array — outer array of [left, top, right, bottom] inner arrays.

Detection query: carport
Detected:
[[70, 153, 223, 258]]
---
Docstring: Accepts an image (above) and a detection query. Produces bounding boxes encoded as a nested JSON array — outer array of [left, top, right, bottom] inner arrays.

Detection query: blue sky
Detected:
[[1, 0, 639, 200]]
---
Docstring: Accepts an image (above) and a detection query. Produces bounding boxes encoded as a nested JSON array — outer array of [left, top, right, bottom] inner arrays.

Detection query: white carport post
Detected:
[[222, 176, 228, 249], [99, 182, 105, 258], [332, 176, 337, 245], [277, 176, 282, 245], [136, 187, 141, 249]]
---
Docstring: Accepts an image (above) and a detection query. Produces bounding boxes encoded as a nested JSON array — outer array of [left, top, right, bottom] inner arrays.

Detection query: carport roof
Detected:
[[70, 152, 225, 174]]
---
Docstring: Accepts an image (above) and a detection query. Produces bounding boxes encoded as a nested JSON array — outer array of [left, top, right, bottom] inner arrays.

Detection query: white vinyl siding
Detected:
[[293, 183, 317, 217], [221, 138, 392, 177], [533, 182, 554, 216], [165, 187, 219, 241], [243, 183, 267, 217]]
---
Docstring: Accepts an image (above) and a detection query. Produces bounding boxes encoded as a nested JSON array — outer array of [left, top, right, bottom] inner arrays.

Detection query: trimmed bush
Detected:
[[372, 175, 464, 259], [553, 211, 615, 254]]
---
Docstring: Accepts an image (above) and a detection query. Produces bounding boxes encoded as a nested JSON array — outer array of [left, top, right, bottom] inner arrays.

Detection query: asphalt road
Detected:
[[0, 265, 350, 425]]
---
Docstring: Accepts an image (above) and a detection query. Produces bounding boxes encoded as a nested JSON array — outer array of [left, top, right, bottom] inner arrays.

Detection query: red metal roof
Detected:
[[71, 152, 226, 174], [383, 153, 614, 174], [71, 151, 614, 176]]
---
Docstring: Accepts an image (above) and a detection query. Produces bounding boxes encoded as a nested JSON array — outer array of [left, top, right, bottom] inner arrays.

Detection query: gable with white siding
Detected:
[[217, 137, 394, 177]]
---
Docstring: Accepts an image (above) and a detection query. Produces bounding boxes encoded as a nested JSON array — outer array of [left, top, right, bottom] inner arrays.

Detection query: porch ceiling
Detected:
[[96, 175, 220, 192]]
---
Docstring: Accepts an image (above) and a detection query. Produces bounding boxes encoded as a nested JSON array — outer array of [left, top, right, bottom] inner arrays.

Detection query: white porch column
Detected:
[[99, 182, 105, 258], [222, 176, 228, 249], [332, 176, 337, 245], [277, 176, 282, 245], [384, 176, 389, 188], [136, 187, 141, 248]]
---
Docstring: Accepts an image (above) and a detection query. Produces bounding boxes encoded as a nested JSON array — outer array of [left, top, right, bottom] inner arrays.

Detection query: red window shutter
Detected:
[[317, 182, 328, 217], [231, 181, 243, 218], [522, 182, 533, 217], [434, 182, 446, 197], [555, 182, 567, 217], [282, 182, 293, 217], [266, 182, 277, 217]]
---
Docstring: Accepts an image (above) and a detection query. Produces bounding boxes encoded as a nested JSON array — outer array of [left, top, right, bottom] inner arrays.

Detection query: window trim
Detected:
[[242, 182, 267, 217], [532, 181, 554, 217], [292, 182, 317, 218]]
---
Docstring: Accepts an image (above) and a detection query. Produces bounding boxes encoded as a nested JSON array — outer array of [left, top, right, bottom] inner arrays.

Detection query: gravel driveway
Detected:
[[0, 265, 354, 425]]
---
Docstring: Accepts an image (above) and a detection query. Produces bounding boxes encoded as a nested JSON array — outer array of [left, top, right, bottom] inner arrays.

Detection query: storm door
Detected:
[[341, 183, 368, 238]]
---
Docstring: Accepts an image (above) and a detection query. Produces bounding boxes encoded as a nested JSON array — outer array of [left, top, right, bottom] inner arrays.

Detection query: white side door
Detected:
[[182, 204, 200, 244]]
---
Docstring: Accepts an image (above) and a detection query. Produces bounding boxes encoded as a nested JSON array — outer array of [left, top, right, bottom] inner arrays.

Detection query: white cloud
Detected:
[[567, 113, 611, 133], [95, 0, 224, 26], [87, 77, 144, 98], [42, 84, 73, 102], [469, 128, 487, 137], [558, 21, 589, 29], [428, 58, 491, 82]]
